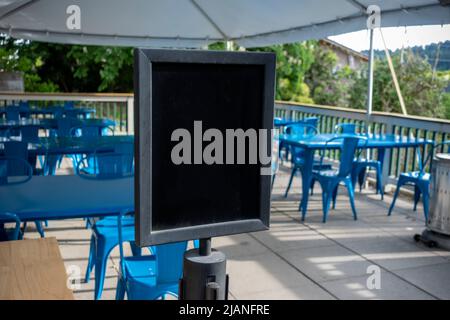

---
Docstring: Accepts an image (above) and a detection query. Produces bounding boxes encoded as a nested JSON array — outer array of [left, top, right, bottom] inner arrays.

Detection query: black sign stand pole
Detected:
[[179, 238, 229, 300]]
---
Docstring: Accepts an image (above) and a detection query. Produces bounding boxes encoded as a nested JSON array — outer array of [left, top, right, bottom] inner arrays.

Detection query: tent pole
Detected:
[[366, 27, 375, 133]]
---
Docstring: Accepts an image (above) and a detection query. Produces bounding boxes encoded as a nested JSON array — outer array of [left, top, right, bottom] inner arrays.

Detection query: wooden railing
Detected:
[[275, 101, 450, 185], [0, 92, 134, 134]]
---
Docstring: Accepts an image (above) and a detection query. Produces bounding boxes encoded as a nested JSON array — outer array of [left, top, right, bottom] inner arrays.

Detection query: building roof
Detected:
[[320, 39, 368, 61]]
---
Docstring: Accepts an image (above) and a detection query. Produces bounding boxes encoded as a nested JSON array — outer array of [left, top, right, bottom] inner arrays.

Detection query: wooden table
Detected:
[[0, 237, 74, 300]]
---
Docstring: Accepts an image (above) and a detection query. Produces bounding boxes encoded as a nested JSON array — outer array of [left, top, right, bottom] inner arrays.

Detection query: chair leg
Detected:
[[85, 235, 95, 283], [357, 168, 366, 192], [375, 165, 384, 200], [388, 180, 403, 216], [422, 190, 430, 222], [94, 243, 110, 300], [35, 221, 45, 238], [345, 180, 358, 220], [310, 178, 315, 196], [332, 184, 339, 209], [115, 277, 126, 300], [284, 167, 297, 198], [413, 185, 421, 211]]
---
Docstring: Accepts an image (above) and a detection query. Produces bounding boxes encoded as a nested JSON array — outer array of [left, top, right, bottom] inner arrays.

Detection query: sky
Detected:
[[329, 24, 450, 52]]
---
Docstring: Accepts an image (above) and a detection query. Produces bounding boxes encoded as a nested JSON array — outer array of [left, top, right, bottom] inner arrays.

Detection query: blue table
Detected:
[[279, 133, 433, 219], [0, 118, 115, 130], [0, 175, 133, 221]]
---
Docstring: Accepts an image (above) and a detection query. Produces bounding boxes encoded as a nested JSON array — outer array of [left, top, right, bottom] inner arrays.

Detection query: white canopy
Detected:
[[0, 0, 449, 48]]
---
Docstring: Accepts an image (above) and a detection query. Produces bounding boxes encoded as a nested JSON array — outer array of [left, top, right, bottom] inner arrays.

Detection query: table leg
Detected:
[[299, 148, 314, 221]]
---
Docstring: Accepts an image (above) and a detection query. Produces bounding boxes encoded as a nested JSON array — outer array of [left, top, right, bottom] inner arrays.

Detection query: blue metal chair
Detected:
[[2, 143, 45, 237], [312, 135, 368, 222], [79, 142, 136, 299], [0, 212, 22, 241], [0, 157, 32, 241], [335, 123, 384, 199], [284, 123, 332, 197], [115, 211, 188, 300], [388, 141, 450, 220]]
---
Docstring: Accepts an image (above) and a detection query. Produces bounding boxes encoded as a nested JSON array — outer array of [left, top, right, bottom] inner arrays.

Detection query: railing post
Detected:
[[381, 122, 394, 191], [127, 97, 134, 135]]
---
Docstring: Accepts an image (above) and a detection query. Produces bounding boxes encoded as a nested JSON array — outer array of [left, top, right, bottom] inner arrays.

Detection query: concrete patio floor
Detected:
[[22, 165, 450, 300]]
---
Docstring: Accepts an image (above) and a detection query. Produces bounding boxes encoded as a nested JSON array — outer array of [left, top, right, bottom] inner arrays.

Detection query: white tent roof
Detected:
[[1, 0, 449, 48]]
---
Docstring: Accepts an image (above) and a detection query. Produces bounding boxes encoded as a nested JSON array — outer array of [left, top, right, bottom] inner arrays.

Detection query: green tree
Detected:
[[249, 42, 315, 103], [349, 52, 449, 118]]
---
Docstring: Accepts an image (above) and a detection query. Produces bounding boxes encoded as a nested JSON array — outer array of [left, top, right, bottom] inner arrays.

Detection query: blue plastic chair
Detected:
[[335, 123, 384, 199], [312, 135, 368, 222], [115, 211, 188, 300], [0, 212, 22, 241], [1, 143, 45, 237], [284, 123, 332, 197], [388, 141, 450, 220]]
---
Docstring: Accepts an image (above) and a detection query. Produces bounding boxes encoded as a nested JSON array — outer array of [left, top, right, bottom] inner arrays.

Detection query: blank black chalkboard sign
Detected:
[[135, 48, 275, 246]]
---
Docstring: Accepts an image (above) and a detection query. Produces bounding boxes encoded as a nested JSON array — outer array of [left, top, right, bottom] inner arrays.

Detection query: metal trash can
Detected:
[[415, 153, 450, 249], [428, 153, 450, 236]]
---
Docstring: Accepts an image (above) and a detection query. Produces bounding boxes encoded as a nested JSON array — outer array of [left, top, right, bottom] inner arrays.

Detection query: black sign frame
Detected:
[[134, 48, 275, 246]]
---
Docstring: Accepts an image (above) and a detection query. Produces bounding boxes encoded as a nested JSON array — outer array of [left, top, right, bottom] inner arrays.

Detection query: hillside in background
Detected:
[[364, 40, 450, 71]]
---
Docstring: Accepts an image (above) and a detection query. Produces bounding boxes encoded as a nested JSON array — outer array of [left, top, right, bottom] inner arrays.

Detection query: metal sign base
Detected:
[[179, 238, 229, 300]]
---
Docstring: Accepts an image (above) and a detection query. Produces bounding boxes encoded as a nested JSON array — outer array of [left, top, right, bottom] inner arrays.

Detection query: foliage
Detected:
[[349, 52, 449, 118], [368, 41, 450, 71], [249, 42, 315, 103], [0, 35, 133, 92], [2, 34, 450, 119], [0, 36, 59, 92]]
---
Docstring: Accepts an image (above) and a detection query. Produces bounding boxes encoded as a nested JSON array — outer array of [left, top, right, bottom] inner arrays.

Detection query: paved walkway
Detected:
[[22, 166, 450, 299]]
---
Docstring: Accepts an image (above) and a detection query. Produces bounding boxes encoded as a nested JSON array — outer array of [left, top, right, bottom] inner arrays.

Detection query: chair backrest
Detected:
[[0, 128, 10, 139], [63, 109, 80, 119], [0, 212, 22, 241], [19, 125, 40, 143], [284, 123, 319, 160], [303, 117, 318, 129], [64, 101, 74, 109], [3, 141, 28, 161], [152, 241, 188, 284], [6, 107, 20, 121], [57, 118, 79, 137], [0, 156, 33, 185], [71, 124, 114, 138], [77, 142, 134, 179], [335, 123, 357, 134], [284, 123, 318, 137], [324, 135, 367, 177]]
